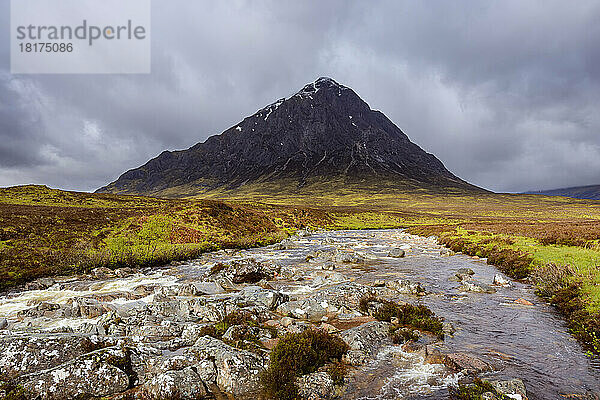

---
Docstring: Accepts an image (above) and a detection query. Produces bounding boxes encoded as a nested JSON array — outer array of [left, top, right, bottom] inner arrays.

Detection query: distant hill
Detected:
[[524, 184, 600, 200], [97, 77, 483, 198]]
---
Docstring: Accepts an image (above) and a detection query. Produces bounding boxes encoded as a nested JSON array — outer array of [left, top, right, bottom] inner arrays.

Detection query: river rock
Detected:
[[24, 277, 56, 291], [309, 270, 347, 286], [149, 297, 227, 322], [277, 299, 330, 321], [306, 248, 365, 264], [341, 321, 392, 365], [297, 371, 336, 399], [490, 378, 527, 399], [70, 297, 111, 318], [191, 336, 264, 396], [455, 268, 475, 280], [387, 248, 405, 258], [460, 280, 496, 294], [312, 282, 377, 310], [210, 258, 274, 283], [128, 322, 183, 343], [274, 238, 298, 250], [17, 302, 63, 318], [321, 262, 336, 270], [493, 273, 510, 286], [91, 267, 116, 280], [145, 367, 208, 399], [236, 286, 289, 310], [21, 356, 129, 399], [385, 279, 426, 295], [0, 336, 95, 376], [180, 281, 225, 296], [514, 298, 534, 306], [443, 352, 492, 374], [222, 324, 261, 342], [0, 318, 7, 329]]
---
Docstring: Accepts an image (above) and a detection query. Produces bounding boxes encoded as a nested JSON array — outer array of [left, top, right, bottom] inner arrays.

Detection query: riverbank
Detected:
[[408, 224, 600, 357]]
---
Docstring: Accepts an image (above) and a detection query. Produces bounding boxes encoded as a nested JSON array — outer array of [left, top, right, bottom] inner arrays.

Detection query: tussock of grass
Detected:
[[449, 378, 512, 400], [359, 297, 444, 339], [260, 329, 349, 400], [0, 380, 27, 400]]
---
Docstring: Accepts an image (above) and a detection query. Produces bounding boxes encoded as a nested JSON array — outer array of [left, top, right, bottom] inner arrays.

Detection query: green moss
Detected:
[[260, 329, 349, 400]]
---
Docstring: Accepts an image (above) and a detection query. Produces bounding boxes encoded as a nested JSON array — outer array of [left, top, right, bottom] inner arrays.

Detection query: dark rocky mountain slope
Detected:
[[97, 77, 482, 197]]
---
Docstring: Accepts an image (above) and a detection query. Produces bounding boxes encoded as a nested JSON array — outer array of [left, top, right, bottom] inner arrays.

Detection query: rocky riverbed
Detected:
[[0, 230, 599, 399]]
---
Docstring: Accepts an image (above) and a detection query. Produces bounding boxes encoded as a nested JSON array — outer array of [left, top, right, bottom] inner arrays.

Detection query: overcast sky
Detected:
[[1, 0, 599, 193]]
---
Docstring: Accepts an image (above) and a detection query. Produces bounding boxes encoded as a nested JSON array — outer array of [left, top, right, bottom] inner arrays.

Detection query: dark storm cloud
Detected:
[[1, 0, 599, 192]]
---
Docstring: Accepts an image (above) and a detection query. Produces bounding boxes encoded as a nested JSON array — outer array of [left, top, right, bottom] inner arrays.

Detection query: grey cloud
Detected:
[[0, 0, 599, 192]]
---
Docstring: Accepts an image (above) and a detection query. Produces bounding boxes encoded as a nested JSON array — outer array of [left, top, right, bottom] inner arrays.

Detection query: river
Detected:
[[0, 229, 598, 399]]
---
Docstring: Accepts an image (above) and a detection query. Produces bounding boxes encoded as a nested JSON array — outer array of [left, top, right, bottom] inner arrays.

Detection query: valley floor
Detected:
[[1, 184, 599, 358]]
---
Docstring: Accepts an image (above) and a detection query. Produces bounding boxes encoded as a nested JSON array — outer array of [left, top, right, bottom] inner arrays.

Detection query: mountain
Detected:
[[525, 184, 600, 200], [97, 77, 482, 197]]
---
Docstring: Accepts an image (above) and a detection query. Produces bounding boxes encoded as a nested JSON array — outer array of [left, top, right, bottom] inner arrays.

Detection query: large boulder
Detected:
[[236, 286, 289, 310], [443, 352, 492, 374], [340, 321, 391, 365], [0, 336, 97, 376], [210, 258, 275, 284], [20, 354, 129, 399], [191, 336, 265, 397], [385, 279, 426, 295], [144, 367, 208, 399], [297, 371, 336, 399], [490, 379, 527, 399]]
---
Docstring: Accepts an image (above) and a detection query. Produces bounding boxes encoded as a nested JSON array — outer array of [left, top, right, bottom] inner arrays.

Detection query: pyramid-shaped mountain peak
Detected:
[[97, 78, 480, 197]]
